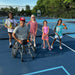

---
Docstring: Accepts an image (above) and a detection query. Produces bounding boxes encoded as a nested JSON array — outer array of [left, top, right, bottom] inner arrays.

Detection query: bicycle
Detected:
[[12, 40, 36, 62]]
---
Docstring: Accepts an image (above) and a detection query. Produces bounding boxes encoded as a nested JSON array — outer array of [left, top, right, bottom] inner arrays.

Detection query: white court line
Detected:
[[66, 34, 75, 39], [38, 28, 75, 53]]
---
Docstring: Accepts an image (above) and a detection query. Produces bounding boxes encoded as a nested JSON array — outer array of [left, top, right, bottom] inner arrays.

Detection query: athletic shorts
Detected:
[[55, 35, 63, 39], [8, 32, 12, 34]]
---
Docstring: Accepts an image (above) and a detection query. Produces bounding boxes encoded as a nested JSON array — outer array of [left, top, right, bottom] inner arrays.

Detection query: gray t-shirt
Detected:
[[13, 25, 29, 40]]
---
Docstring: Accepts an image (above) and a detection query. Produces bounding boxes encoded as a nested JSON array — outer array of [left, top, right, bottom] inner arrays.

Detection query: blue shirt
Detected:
[[56, 25, 64, 36]]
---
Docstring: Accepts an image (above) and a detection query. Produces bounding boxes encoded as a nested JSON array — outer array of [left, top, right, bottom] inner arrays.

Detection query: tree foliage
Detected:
[[32, 0, 75, 18], [0, 5, 32, 16]]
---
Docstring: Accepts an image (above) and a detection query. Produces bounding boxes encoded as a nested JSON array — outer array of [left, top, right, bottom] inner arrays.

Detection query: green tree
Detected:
[[26, 5, 30, 11], [14, 7, 18, 15], [32, 0, 75, 18], [26, 5, 31, 16]]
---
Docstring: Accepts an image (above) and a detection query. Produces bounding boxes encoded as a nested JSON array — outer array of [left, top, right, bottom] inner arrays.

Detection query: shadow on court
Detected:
[[14, 37, 70, 62]]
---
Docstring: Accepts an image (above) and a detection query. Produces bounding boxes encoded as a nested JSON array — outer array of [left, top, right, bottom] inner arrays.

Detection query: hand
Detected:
[[27, 39, 29, 43], [43, 34, 48, 39], [63, 23, 65, 26], [55, 32, 58, 36], [18, 40, 22, 44]]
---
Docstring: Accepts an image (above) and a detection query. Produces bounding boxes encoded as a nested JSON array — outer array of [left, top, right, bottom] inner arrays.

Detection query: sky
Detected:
[[0, 0, 37, 10]]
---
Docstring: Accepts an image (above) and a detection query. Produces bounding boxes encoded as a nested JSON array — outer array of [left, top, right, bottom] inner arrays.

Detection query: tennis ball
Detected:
[[63, 23, 65, 26], [27, 40, 29, 42]]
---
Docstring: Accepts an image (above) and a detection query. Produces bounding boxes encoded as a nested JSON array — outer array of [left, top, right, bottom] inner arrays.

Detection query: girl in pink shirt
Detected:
[[26, 15, 38, 47], [42, 20, 51, 50]]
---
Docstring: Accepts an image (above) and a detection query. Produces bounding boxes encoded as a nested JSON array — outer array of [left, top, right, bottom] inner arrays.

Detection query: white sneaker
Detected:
[[51, 45, 53, 49], [34, 43, 36, 47], [59, 46, 62, 50], [43, 46, 45, 49]]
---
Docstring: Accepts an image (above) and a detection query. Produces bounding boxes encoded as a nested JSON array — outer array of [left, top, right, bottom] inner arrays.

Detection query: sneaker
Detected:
[[49, 47, 51, 51], [43, 46, 45, 49], [59, 46, 62, 50], [9, 45, 12, 48], [34, 43, 36, 47], [51, 45, 53, 49]]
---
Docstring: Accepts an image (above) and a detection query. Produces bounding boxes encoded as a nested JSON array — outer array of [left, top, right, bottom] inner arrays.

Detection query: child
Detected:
[[51, 19, 67, 50], [42, 20, 51, 50], [26, 15, 38, 47], [5, 12, 18, 48]]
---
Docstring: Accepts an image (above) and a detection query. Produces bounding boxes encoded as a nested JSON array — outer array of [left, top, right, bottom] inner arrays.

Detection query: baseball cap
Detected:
[[20, 17, 25, 22]]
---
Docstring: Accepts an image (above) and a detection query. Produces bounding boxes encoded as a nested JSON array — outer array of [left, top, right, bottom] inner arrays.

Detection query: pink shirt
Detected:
[[43, 26, 48, 34], [28, 21, 38, 35]]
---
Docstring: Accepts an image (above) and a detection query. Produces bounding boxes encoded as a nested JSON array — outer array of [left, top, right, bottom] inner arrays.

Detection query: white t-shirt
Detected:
[[5, 18, 17, 33]]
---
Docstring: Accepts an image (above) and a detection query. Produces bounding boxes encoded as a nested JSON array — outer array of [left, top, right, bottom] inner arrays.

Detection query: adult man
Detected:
[[12, 17, 30, 45]]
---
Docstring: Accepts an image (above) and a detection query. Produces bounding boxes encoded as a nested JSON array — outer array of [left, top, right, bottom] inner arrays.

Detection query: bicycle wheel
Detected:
[[12, 42, 18, 58], [31, 45, 36, 53]]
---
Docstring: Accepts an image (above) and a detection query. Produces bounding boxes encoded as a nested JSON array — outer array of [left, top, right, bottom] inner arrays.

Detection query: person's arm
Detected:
[[16, 23, 18, 27], [64, 26, 67, 29], [12, 33, 22, 44], [26, 21, 30, 26], [64, 25, 67, 29], [55, 32, 59, 36], [36, 22, 38, 33], [14, 19, 18, 28], [27, 32, 30, 40], [5, 24, 10, 28], [27, 26, 30, 40], [12, 33, 18, 42], [46, 26, 49, 35], [62, 23, 67, 29], [42, 27, 44, 35], [14, 19, 18, 26], [5, 19, 13, 29], [12, 27, 23, 44], [5, 19, 10, 28]]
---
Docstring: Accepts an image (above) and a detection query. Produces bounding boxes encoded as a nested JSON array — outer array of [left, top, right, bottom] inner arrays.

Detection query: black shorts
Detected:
[[22, 40, 27, 45]]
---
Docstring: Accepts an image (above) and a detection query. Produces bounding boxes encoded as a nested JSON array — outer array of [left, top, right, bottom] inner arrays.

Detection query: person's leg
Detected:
[[51, 38, 56, 46], [30, 34, 32, 42], [8, 33, 12, 48], [46, 40, 50, 47], [59, 39, 61, 46], [59, 38, 62, 50], [43, 40, 45, 49], [51, 35, 58, 49], [33, 35, 36, 47], [46, 40, 51, 50]]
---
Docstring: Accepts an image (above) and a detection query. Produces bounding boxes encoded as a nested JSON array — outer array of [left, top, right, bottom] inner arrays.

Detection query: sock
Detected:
[[9, 42, 12, 45]]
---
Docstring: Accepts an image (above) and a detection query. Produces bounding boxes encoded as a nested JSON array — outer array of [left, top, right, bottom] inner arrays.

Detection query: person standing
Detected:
[[26, 15, 38, 47], [5, 12, 18, 48], [51, 19, 67, 50], [42, 20, 51, 50]]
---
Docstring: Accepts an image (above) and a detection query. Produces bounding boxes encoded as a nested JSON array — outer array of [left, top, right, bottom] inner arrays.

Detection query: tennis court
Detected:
[[0, 17, 75, 75]]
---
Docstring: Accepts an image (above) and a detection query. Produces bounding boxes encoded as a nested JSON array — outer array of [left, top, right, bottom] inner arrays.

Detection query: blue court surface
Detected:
[[0, 19, 75, 75]]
